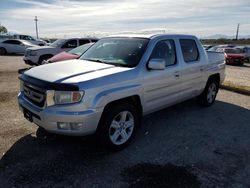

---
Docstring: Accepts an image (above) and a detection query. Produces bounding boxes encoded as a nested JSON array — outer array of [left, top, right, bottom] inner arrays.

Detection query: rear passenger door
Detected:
[[143, 39, 182, 113], [179, 38, 204, 100]]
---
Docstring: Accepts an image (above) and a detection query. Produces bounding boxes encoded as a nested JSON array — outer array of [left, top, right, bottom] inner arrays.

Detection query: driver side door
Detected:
[[143, 39, 183, 114]]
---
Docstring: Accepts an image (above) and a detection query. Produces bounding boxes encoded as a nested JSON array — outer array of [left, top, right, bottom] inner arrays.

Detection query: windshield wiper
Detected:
[[82, 58, 130, 67], [82, 58, 106, 63]]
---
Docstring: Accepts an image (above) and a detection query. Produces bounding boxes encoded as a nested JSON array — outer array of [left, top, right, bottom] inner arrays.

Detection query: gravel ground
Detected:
[[0, 56, 250, 187], [224, 63, 250, 87]]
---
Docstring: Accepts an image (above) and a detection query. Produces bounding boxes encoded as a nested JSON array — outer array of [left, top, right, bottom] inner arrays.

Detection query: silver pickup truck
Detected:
[[18, 34, 225, 150]]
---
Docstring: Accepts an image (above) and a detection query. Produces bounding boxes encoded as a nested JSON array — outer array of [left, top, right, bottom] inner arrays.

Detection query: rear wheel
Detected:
[[96, 103, 140, 150], [198, 79, 219, 106], [0, 47, 7, 55]]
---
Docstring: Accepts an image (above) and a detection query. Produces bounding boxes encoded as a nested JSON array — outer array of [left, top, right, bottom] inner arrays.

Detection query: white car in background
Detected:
[[13, 34, 47, 46], [0, 39, 37, 55], [23, 38, 98, 65]]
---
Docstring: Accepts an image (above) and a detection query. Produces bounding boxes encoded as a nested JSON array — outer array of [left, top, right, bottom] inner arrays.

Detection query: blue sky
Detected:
[[0, 0, 249, 38]]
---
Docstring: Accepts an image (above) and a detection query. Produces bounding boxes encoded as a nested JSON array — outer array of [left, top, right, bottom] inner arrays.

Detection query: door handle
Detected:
[[174, 71, 180, 78], [200, 66, 205, 71]]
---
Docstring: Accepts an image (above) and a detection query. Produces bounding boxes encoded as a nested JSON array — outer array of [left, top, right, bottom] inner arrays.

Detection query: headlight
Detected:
[[46, 90, 84, 106], [29, 50, 37, 56]]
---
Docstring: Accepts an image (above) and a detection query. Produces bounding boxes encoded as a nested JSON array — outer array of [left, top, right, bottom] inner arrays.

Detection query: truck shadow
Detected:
[[1, 99, 250, 187]]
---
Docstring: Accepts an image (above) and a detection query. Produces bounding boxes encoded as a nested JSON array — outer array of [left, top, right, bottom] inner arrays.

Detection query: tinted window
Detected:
[[79, 39, 90, 45], [150, 40, 176, 66], [62, 40, 77, 48], [3, 40, 21, 45], [91, 39, 98, 42], [19, 35, 33, 40], [180, 39, 199, 62]]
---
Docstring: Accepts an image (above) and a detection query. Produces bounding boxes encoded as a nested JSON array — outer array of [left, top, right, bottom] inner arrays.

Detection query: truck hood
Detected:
[[24, 59, 133, 83], [27, 45, 55, 51], [226, 53, 245, 58]]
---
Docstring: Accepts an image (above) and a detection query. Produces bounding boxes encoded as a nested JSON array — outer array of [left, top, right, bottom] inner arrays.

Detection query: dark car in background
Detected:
[[222, 48, 245, 65]]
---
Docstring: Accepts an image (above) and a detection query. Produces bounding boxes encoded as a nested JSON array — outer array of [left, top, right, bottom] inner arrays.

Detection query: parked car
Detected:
[[0, 39, 37, 55], [234, 46, 250, 62], [203, 44, 214, 50], [43, 42, 94, 64], [23, 38, 98, 65], [18, 34, 225, 150], [13, 34, 47, 46], [208, 44, 236, 52], [0, 34, 47, 46], [216, 47, 245, 65]]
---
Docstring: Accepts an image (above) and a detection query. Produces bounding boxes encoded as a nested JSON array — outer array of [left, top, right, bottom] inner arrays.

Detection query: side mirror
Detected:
[[148, 59, 165, 70]]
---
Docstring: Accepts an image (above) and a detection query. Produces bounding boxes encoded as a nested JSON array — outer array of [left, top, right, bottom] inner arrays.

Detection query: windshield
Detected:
[[225, 48, 244, 54], [80, 37, 149, 67], [22, 40, 33, 46], [50, 39, 67, 47], [69, 43, 93, 56]]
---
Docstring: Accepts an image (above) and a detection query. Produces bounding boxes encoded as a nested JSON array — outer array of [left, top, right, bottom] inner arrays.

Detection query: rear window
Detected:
[[180, 39, 199, 62], [3, 40, 21, 45]]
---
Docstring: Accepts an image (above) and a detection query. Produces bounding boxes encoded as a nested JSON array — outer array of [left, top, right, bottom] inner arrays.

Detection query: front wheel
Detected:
[[198, 79, 219, 106], [96, 103, 140, 150], [0, 47, 7, 55]]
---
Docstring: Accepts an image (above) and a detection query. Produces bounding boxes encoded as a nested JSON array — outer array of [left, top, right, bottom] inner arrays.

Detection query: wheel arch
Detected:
[[208, 73, 220, 85], [96, 95, 142, 131]]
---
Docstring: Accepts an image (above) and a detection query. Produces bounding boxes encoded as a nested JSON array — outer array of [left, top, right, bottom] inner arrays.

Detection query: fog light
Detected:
[[57, 122, 70, 130], [70, 123, 83, 130], [57, 122, 83, 130]]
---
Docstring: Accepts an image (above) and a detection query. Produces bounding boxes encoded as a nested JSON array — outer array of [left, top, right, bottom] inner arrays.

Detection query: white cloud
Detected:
[[1, 0, 249, 38]]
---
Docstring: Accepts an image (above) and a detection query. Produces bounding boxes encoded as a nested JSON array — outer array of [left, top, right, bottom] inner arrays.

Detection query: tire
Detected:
[[38, 54, 53, 65], [0, 47, 7, 55], [96, 103, 140, 150], [198, 79, 219, 107]]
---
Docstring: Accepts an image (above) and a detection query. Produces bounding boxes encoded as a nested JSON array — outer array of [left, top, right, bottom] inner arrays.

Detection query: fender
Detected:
[[92, 84, 143, 108]]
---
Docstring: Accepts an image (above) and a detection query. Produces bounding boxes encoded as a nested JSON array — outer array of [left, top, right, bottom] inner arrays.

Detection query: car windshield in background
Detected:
[[69, 43, 93, 56], [22, 41, 33, 46], [80, 37, 149, 67], [225, 49, 244, 54], [50, 39, 66, 47]]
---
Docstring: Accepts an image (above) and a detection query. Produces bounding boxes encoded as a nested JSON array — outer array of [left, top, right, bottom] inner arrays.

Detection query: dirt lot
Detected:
[[224, 63, 250, 87], [0, 56, 250, 187]]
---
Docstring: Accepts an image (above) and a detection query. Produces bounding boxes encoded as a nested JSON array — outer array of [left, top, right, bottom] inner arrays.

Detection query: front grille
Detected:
[[23, 82, 46, 107], [24, 50, 30, 57]]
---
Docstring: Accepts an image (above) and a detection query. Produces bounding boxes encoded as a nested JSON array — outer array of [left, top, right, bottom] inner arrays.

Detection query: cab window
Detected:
[[180, 39, 199, 62], [150, 40, 176, 67]]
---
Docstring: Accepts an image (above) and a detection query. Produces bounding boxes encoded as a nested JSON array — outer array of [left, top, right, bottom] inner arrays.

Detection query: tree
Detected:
[[0, 24, 7, 33]]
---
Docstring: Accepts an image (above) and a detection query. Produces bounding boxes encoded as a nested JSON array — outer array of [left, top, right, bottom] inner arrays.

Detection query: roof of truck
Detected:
[[106, 33, 196, 39]]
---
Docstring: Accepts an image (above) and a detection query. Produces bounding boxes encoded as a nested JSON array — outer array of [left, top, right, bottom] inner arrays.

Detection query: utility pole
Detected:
[[235, 23, 240, 40], [34, 16, 38, 39]]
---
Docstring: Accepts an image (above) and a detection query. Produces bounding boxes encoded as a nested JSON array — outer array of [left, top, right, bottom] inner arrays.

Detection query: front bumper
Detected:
[[18, 92, 103, 136], [23, 56, 39, 66], [226, 58, 244, 65]]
